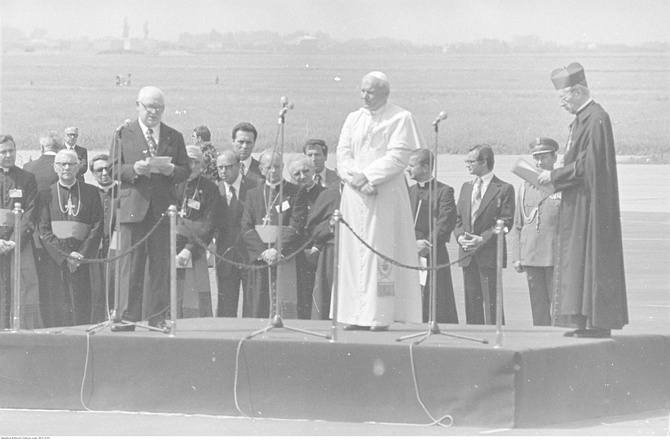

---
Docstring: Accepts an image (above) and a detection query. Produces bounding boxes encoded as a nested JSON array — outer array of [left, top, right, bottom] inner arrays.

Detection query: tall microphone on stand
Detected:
[[278, 97, 294, 122], [432, 111, 448, 131]]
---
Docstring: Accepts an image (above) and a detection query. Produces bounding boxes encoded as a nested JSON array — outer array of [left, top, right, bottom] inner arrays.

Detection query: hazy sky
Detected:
[[2, 0, 669, 46]]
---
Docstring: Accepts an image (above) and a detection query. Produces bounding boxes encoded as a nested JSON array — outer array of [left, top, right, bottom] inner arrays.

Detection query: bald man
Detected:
[[110, 86, 189, 331]]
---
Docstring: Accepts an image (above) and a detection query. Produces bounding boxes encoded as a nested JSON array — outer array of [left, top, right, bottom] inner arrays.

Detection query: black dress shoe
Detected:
[[111, 322, 135, 332], [343, 324, 370, 331], [574, 328, 611, 338], [370, 325, 389, 332], [149, 320, 170, 332]]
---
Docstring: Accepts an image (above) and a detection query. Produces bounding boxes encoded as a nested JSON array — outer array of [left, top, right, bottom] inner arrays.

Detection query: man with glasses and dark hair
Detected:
[[215, 149, 258, 317], [537, 62, 628, 338], [110, 86, 189, 331], [0, 134, 41, 329], [62, 127, 88, 180], [37, 149, 103, 327], [303, 139, 339, 189], [231, 122, 263, 181], [88, 154, 117, 323], [454, 144, 514, 325]]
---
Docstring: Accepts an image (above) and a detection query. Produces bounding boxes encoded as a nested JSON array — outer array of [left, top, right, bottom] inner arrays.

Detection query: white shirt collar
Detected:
[[240, 156, 252, 174], [138, 119, 160, 140], [225, 173, 242, 193], [576, 98, 593, 114]]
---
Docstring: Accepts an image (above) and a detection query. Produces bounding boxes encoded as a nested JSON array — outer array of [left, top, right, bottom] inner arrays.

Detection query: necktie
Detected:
[[229, 185, 237, 206], [146, 128, 157, 157], [314, 174, 323, 187], [471, 177, 483, 226], [239, 162, 246, 176]]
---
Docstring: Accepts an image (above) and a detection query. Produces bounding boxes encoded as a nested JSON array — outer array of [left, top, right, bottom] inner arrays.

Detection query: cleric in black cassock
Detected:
[[0, 135, 40, 329], [539, 62, 628, 338], [37, 150, 103, 327]]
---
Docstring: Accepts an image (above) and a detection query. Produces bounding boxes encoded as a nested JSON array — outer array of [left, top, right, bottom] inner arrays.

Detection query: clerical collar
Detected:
[[576, 98, 594, 115], [98, 182, 115, 192], [265, 180, 281, 190], [417, 178, 434, 188], [0, 167, 9, 173], [59, 180, 77, 190]]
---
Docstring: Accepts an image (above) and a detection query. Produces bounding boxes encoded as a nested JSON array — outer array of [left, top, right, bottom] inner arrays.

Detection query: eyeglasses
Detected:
[[464, 160, 481, 165], [217, 164, 237, 170], [558, 89, 574, 104], [65, 133, 78, 137], [139, 101, 165, 113], [55, 162, 78, 168], [93, 166, 110, 174]]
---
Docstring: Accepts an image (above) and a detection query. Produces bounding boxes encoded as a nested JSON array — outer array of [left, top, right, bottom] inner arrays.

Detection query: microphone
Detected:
[[278, 97, 294, 117], [431, 111, 448, 127], [115, 119, 132, 137]]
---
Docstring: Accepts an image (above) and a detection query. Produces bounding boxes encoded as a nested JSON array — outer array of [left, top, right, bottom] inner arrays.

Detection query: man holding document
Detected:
[[537, 62, 627, 338], [510, 138, 561, 326], [110, 86, 190, 331]]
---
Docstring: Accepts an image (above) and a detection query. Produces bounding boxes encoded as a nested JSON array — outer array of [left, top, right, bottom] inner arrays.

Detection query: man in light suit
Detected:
[[232, 122, 263, 181], [453, 144, 514, 325], [215, 148, 259, 317], [510, 138, 561, 326], [110, 86, 190, 331], [303, 139, 339, 189]]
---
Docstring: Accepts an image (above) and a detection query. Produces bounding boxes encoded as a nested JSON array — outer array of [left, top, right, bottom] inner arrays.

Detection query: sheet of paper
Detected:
[[147, 156, 172, 173], [511, 158, 556, 195]]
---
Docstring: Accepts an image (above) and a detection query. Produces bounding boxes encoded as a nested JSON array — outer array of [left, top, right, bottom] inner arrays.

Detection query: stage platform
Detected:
[[0, 318, 668, 428]]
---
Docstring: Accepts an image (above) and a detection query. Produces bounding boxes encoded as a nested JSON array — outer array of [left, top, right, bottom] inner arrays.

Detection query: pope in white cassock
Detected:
[[335, 71, 424, 331]]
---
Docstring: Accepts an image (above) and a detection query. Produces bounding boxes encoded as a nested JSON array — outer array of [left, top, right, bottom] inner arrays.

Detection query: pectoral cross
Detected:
[[65, 195, 76, 216]]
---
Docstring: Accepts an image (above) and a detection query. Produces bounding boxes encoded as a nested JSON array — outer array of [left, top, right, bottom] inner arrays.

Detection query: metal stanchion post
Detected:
[[330, 209, 342, 342], [494, 219, 505, 348], [168, 205, 178, 336], [10, 203, 22, 332]]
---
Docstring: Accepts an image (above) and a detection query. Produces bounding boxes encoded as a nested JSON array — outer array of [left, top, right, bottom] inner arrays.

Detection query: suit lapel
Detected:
[[474, 176, 500, 221], [463, 182, 473, 227], [157, 123, 170, 156]]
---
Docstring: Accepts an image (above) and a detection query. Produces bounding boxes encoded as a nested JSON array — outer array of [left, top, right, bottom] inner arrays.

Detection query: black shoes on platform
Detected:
[[563, 328, 612, 338], [343, 324, 390, 332]]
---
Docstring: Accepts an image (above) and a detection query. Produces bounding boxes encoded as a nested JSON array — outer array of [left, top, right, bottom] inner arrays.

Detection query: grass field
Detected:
[[1, 51, 669, 161]]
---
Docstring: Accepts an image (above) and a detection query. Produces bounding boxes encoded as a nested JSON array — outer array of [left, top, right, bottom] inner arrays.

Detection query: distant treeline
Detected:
[[3, 26, 669, 54]]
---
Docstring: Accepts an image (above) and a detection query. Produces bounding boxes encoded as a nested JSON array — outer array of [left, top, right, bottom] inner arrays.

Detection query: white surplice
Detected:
[[335, 102, 425, 326]]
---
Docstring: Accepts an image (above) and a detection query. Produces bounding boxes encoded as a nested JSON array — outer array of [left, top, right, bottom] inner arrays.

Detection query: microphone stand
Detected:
[[397, 115, 487, 345], [247, 100, 329, 340]]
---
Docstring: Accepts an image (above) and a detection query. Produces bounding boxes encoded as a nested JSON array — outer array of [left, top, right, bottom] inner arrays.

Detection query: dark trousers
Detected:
[[462, 260, 504, 325], [119, 212, 170, 324], [525, 266, 554, 326], [216, 264, 252, 317]]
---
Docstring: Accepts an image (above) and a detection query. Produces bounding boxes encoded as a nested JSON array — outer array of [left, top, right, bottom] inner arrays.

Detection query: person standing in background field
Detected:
[[510, 138, 561, 326], [407, 149, 458, 324], [110, 86, 190, 331], [231, 122, 263, 181], [538, 62, 628, 338], [453, 144, 515, 325], [335, 71, 423, 332], [62, 127, 88, 181], [0, 135, 40, 329]]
